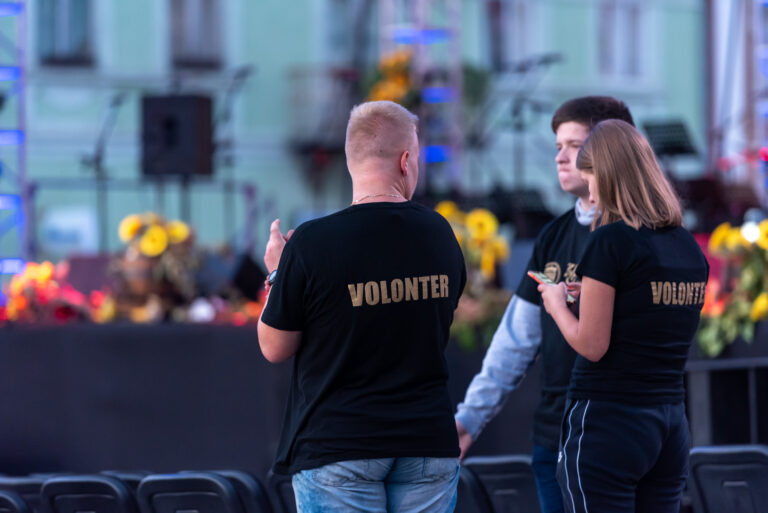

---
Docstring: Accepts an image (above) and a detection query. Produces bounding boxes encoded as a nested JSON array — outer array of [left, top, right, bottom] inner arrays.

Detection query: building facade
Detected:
[[0, 0, 705, 262]]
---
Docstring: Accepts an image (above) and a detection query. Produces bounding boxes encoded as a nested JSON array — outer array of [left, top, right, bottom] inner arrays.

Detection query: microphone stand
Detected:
[[81, 92, 127, 252]]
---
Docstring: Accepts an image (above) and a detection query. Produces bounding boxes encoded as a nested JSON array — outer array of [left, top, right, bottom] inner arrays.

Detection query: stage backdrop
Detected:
[[1, 323, 764, 480], [0, 324, 540, 479]]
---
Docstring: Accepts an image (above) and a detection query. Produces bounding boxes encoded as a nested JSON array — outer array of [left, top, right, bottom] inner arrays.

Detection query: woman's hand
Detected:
[[538, 282, 568, 315], [565, 282, 582, 300]]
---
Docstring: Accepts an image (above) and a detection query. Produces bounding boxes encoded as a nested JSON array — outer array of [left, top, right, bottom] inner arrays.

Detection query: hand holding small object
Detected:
[[528, 271, 576, 303], [538, 282, 570, 315]]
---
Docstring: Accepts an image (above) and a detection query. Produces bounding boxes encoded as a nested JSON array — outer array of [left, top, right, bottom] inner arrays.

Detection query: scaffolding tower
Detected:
[[0, 1, 27, 277], [379, 0, 463, 194]]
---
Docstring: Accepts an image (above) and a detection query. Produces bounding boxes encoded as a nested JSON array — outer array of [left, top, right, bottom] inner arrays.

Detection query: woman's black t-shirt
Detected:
[[570, 221, 709, 404]]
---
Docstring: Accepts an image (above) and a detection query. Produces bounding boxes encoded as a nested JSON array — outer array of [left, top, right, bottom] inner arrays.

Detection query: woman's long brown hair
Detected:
[[576, 119, 682, 230]]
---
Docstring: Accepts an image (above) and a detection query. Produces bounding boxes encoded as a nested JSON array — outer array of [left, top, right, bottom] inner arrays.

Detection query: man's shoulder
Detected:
[[289, 208, 354, 239]]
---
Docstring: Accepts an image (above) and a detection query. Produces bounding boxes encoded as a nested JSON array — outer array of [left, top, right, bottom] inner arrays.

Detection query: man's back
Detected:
[[262, 201, 466, 475]]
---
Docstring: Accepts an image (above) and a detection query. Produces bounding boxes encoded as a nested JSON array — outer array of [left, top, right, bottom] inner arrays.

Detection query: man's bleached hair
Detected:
[[345, 101, 419, 165]]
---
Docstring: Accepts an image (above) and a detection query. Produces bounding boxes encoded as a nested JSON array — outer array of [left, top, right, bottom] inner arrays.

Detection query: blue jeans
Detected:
[[532, 444, 565, 513], [292, 457, 460, 513]]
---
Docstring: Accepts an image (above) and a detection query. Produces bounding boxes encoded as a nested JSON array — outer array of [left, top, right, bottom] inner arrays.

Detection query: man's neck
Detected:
[[350, 171, 408, 205]]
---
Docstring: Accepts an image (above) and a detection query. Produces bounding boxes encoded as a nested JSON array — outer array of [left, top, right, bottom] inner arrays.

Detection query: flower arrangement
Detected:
[[367, 48, 418, 107], [435, 201, 511, 350], [118, 212, 192, 257], [112, 212, 199, 322], [0, 261, 114, 324], [0, 213, 265, 326], [697, 220, 768, 356]]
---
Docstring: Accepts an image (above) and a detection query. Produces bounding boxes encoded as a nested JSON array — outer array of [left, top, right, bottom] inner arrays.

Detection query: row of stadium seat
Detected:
[[457, 446, 768, 513], [0, 446, 764, 513], [0, 471, 288, 513]]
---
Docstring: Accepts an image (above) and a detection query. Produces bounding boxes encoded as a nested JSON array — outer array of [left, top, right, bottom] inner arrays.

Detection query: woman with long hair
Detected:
[[538, 119, 709, 513]]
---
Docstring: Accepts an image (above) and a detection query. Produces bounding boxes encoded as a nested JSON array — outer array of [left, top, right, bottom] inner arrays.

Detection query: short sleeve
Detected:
[[515, 239, 545, 305], [575, 227, 621, 288], [457, 250, 467, 309], [260, 236, 308, 331]]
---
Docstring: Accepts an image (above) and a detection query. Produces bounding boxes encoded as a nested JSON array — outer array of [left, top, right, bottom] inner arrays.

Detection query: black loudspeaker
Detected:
[[141, 95, 214, 178]]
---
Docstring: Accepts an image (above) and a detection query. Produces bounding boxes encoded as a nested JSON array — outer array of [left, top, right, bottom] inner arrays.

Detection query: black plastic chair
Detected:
[[0, 477, 46, 513], [41, 475, 138, 513], [178, 471, 271, 513], [455, 466, 493, 513], [265, 473, 294, 513], [100, 472, 151, 493], [137, 472, 245, 513], [463, 455, 541, 513], [0, 490, 31, 513], [688, 445, 768, 513]]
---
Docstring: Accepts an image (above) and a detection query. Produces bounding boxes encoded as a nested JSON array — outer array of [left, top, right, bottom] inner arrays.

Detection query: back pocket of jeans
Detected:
[[423, 458, 459, 480]]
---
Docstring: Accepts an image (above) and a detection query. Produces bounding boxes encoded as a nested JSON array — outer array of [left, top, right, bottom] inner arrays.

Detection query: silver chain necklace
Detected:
[[351, 193, 405, 205]]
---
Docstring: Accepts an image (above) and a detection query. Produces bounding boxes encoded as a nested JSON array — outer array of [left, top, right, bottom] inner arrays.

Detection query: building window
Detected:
[[486, 0, 530, 72], [170, 0, 221, 70], [507, 0, 528, 65], [598, 0, 642, 78], [38, 0, 93, 67], [486, 0, 504, 72]]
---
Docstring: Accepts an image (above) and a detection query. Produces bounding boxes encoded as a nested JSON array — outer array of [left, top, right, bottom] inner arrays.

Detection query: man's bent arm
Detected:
[[258, 319, 301, 363], [455, 295, 542, 439]]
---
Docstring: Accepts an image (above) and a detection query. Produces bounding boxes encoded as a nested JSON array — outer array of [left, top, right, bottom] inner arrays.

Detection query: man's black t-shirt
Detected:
[[261, 201, 467, 475], [571, 221, 709, 403], [515, 208, 590, 451]]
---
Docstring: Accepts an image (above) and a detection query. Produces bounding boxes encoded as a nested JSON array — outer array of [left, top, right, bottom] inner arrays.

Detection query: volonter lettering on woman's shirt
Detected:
[[650, 281, 707, 306]]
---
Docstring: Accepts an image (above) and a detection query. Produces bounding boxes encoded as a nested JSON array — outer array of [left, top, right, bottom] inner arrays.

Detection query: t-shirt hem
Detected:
[[567, 391, 685, 405], [575, 268, 617, 288], [259, 313, 303, 332], [273, 448, 460, 475]]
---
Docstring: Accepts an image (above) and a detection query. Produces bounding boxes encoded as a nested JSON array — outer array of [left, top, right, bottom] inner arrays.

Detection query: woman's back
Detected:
[[569, 221, 709, 404]]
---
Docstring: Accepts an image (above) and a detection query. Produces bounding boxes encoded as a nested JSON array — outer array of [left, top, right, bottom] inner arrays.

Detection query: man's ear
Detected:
[[400, 150, 409, 175]]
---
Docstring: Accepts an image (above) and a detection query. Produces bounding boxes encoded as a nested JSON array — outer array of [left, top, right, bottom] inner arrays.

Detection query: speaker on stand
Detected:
[[141, 94, 214, 221]]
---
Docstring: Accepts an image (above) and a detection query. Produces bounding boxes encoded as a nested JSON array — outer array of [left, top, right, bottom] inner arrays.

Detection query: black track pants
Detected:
[[556, 399, 689, 513]]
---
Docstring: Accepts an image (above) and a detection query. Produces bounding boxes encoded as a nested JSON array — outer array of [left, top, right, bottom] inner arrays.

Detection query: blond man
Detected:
[[258, 101, 466, 513]]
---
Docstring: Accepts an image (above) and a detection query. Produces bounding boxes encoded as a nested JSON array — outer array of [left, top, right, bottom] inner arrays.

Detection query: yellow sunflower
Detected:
[[35, 261, 54, 285], [368, 78, 410, 103], [492, 236, 510, 261], [139, 225, 169, 257], [466, 208, 499, 242], [708, 222, 731, 255], [757, 219, 768, 251], [118, 214, 144, 243], [435, 200, 459, 219], [166, 220, 191, 244], [452, 228, 464, 247], [8, 274, 25, 296], [379, 48, 411, 74], [724, 226, 750, 252], [480, 246, 496, 280], [750, 292, 768, 322]]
